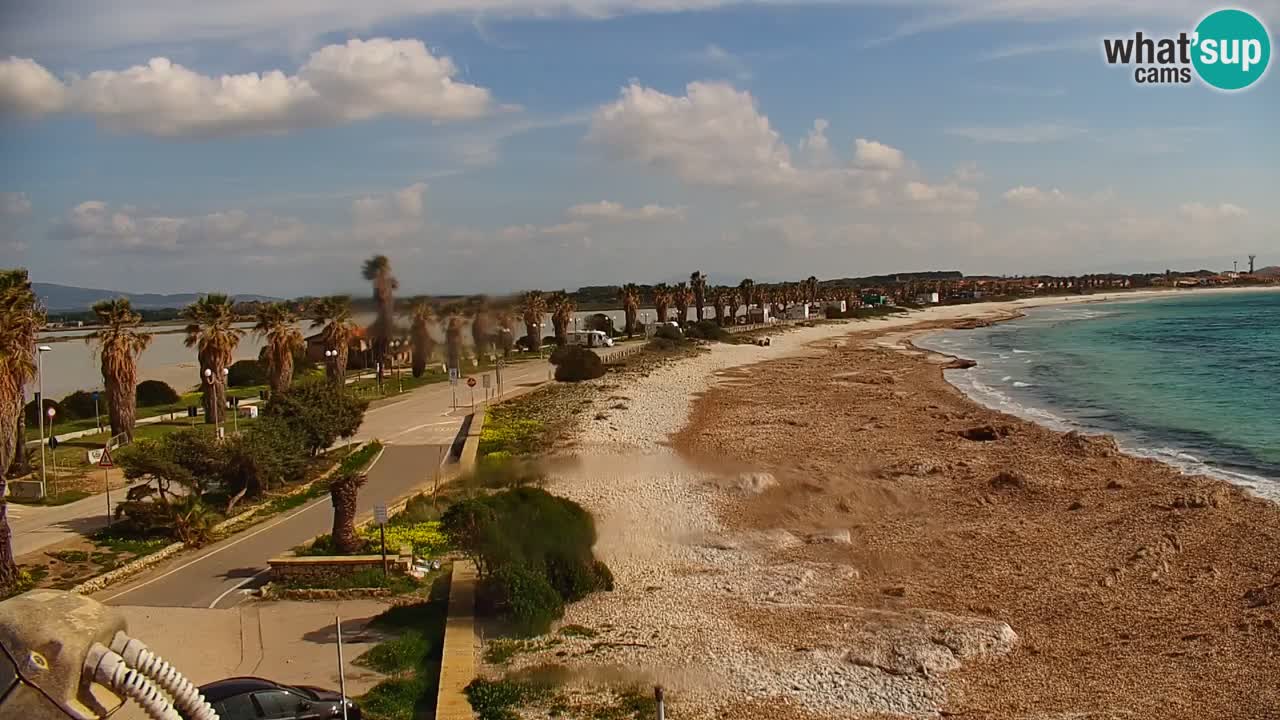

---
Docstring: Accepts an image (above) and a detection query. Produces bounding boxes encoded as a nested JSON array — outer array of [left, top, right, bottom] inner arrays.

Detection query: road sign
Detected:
[[466, 376, 477, 388], [374, 504, 388, 526], [448, 367, 459, 381], [482, 374, 491, 389], [97, 446, 114, 468]]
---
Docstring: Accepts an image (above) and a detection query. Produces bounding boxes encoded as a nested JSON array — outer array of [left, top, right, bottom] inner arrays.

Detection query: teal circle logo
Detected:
[[1192, 9, 1271, 90]]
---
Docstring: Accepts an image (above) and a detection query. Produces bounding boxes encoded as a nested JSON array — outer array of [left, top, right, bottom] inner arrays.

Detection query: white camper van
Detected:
[[567, 330, 615, 348]]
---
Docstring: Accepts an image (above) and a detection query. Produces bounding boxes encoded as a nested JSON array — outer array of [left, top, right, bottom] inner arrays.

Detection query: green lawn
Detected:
[[26, 384, 268, 443], [39, 417, 260, 472]]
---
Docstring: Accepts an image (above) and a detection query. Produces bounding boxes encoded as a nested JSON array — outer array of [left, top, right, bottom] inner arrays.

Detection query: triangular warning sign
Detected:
[[98, 445, 114, 468]]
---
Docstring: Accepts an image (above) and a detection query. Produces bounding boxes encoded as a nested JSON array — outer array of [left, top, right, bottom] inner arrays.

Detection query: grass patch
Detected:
[[464, 675, 557, 720], [559, 624, 598, 638], [477, 384, 595, 460], [356, 572, 450, 720], [483, 638, 543, 665], [91, 526, 171, 556], [9, 489, 91, 506], [300, 521, 447, 558], [2, 565, 49, 600], [277, 568, 422, 593]]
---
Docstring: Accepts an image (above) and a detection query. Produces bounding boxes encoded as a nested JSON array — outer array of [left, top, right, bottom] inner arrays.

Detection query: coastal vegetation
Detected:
[[87, 298, 152, 440]]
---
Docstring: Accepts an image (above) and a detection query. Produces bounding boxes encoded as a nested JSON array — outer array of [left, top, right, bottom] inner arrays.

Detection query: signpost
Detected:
[[482, 373, 491, 401], [98, 445, 114, 522], [92, 390, 102, 434], [374, 504, 389, 575], [335, 616, 349, 720], [448, 368, 459, 409], [467, 376, 477, 410]]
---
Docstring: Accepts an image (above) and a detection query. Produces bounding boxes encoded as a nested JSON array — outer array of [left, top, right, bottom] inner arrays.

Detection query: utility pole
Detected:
[[1248, 255, 1257, 274]]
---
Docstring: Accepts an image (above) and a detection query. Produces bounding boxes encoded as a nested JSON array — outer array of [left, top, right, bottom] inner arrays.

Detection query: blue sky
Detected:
[[1, 1, 1276, 297]]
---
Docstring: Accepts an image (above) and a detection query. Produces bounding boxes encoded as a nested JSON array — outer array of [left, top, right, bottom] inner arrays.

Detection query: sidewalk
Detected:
[[10, 480, 143, 557], [111, 599, 391, 720]]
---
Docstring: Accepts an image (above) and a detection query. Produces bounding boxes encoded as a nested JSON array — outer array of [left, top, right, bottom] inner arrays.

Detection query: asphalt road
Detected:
[[97, 443, 450, 609], [92, 345, 639, 609]]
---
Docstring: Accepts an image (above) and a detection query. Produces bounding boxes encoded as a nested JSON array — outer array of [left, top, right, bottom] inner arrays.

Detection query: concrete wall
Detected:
[[268, 554, 410, 583]]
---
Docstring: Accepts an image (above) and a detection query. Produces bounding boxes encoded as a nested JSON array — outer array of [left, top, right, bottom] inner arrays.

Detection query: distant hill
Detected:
[[35, 283, 280, 311], [1254, 266, 1280, 278]]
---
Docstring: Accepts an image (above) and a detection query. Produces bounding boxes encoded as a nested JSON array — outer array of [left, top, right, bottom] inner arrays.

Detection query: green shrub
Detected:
[[360, 676, 432, 720], [488, 565, 564, 636], [24, 398, 61, 427], [227, 359, 267, 387], [59, 390, 101, 420], [136, 380, 181, 407], [354, 630, 431, 673], [441, 487, 611, 634], [264, 378, 369, 455], [549, 345, 605, 382], [464, 677, 553, 720], [684, 319, 729, 342], [653, 324, 683, 341]]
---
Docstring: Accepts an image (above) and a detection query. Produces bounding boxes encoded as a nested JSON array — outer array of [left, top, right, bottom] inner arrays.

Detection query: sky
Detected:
[[1, 0, 1277, 297]]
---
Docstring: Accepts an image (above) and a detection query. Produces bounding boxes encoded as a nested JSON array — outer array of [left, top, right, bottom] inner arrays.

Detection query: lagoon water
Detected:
[[918, 290, 1280, 500]]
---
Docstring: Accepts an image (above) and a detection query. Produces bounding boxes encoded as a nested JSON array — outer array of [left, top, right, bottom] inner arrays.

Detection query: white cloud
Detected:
[[1003, 185, 1069, 208], [588, 81, 802, 191], [1, 192, 32, 217], [1, 191, 33, 252], [946, 123, 1085, 144], [352, 182, 429, 244], [904, 181, 979, 212], [53, 200, 306, 256], [852, 138, 905, 171], [566, 200, 686, 222], [1179, 202, 1247, 222], [952, 162, 984, 183], [799, 119, 833, 166], [0, 38, 492, 137]]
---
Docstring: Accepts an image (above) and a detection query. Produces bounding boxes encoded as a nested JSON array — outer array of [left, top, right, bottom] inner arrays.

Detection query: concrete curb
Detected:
[[434, 561, 478, 720]]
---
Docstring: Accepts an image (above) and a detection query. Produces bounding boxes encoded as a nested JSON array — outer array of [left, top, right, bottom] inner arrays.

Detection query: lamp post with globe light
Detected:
[[325, 349, 341, 393], [36, 344, 52, 497], [204, 366, 229, 437]]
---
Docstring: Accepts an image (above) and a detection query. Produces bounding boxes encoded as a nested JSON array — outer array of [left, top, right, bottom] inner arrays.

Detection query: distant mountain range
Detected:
[[35, 283, 280, 311], [1254, 266, 1280, 278]]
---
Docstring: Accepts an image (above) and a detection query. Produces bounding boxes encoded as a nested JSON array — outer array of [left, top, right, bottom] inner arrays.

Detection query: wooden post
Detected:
[[655, 686, 665, 720]]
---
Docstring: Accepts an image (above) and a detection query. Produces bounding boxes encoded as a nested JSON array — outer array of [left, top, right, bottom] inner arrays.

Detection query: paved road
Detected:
[[97, 443, 451, 609], [80, 344, 643, 608], [10, 480, 144, 557]]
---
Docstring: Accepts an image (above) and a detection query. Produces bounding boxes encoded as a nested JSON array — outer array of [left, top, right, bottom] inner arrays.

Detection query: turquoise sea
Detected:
[[917, 290, 1280, 500]]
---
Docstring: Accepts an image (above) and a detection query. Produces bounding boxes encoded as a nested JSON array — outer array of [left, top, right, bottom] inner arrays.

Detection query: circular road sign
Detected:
[[466, 377, 477, 388]]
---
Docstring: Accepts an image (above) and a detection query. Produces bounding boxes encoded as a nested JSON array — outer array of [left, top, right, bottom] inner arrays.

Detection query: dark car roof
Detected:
[[199, 677, 286, 703]]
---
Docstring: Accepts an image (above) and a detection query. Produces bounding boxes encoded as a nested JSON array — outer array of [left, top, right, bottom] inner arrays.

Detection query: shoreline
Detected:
[[483, 296, 1280, 719], [911, 293, 1278, 502]]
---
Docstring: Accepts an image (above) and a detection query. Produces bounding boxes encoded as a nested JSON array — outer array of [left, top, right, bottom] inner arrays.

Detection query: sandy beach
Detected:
[[487, 289, 1280, 719]]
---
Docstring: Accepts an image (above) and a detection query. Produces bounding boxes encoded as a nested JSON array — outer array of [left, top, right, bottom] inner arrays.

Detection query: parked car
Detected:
[[194, 677, 361, 720]]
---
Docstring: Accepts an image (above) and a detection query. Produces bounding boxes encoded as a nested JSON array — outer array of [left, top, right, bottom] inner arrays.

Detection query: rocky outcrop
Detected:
[[840, 609, 1018, 677]]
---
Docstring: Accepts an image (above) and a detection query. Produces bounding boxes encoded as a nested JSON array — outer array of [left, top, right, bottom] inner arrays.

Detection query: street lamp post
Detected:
[[204, 367, 229, 438], [325, 349, 342, 393], [46, 407, 57, 494], [36, 344, 52, 498]]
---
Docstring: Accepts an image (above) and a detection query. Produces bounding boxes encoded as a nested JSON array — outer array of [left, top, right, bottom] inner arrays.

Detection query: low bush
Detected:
[[653, 324, 683, 341], [24, 398, 61, 427], [549, 345, 604, 382], [488, 565, 565, 636], [359, 677, 432, 720], [59, 390, 101, 420], [442, 487, 612, 636], [683, 319, 730, 342], [136, 380, 181, 407], [227, 359, 267, 387], [464, 676, 554, 720]]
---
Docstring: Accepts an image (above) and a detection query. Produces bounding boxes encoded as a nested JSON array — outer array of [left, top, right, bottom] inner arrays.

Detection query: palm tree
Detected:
[[519, 291, 547, 351], [673, 282, 693, 326], [0, 268, 42, 590], [254, 302, 303, 395], [805, 276, 819, 305], [547, 291, 575, 345], [690, 271, 707, 322], [738, 278, 755, 321], [408, 298, 436, 377], [495, 304, 518, 358], [442, 302, 467, 370], [182, 294, 244, 425], [619, 283, 641, 338], [329, 470, 367, 554], [87, 298, 153, 440], [310, 296, 356, 385], [710, 287, 727, 326], [469, 296, 494, 361], [361, 255, 398, 382], [651, 283, 673, 323]]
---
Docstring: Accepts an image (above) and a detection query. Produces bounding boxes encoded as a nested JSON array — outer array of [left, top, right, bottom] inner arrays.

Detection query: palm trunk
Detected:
[[624, 306, 637, 337], [0, 391, 21, 588], [524, 321, 538, 349], [199, 355, 227, 425], [270, 350, 294, 395], [411, 328, 429, 377], [330, 472, 366, 554], [11, 412, 27, 476], [101, 352, 138, 440], [713, 302, 724, 326]]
